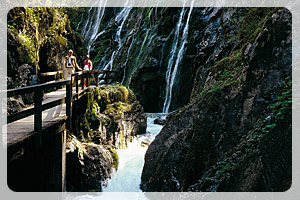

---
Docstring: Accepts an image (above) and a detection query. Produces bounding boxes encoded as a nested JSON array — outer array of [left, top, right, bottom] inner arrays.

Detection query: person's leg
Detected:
[[67, 68, 73, 80], [63, 68, 68, 80]]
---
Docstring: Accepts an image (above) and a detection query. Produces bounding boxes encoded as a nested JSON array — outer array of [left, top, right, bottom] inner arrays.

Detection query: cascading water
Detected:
[[121, 32, 135, 84], [102, 114, 164, 192], [102, 6, 133, 70], [163, 6, 186, 113], [115, 7, 132, 46], [68, 115, 164, 200], [162, 0, 195, 113], [80, 0, 107, 54]]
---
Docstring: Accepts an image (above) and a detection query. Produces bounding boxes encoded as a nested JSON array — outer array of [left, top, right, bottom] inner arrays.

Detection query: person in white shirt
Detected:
[[64, 49, 82, 80]]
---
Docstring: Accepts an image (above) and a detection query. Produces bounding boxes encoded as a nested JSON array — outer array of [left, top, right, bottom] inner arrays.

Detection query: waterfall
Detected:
[[81, 0, 107, 54], [102, 6, 132, 70], [115, 7, 132, 46], [121, 32, 135, 84], [162, 0, 194, 113]]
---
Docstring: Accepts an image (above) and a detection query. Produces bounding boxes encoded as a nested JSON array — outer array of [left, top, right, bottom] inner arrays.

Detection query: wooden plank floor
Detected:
[[4, 85, 94, 148]]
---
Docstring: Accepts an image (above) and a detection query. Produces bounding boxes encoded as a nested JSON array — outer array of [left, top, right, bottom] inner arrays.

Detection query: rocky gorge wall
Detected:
[[141, 7, 292, 192]]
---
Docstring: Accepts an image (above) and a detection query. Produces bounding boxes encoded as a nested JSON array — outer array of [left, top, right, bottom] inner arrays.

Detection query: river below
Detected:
[[102, 114, 164, 192], [69, 114, 164, 200]]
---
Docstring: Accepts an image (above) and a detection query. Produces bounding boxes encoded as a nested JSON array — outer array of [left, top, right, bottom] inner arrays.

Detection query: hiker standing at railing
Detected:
[[83, 55, 93, 86], [64, 49, 82, 80]]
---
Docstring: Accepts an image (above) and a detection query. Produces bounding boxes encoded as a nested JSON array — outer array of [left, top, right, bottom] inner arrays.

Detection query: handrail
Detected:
[[6, 70, 117, 136], [39, 70, 63, 84], [38, 69, 117, 86], [6, 79, 72, 145], [40, 70, 63, 77], [7, 80, 70, 97]]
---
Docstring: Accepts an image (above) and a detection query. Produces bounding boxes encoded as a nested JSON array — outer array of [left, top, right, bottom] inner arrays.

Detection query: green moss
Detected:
[[109, 147, 119, 170], [203, 76, 291, 182], [238, 8, 275, 47], [191, 9, 282, 112], [104, 102, 131, 119], [8, 7, 71, 71], [78, 84, 134, 143]]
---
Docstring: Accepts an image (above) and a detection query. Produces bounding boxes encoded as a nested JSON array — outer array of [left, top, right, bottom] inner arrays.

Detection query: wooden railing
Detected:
[[39, 70, 63, 83], [7, 80, 72, 144], [6, 70, 117, 143], [40, 70, 117, 86]]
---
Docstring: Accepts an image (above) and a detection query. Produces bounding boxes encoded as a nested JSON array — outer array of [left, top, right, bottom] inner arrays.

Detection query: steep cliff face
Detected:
[[67, 85, 147, 191], [7, 7, 87, 114], [141, 8, 292, 192]]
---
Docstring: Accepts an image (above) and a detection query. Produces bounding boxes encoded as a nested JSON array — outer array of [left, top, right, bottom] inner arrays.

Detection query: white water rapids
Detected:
[[69, 115, 164, 200], [102, 115, 163, 192]]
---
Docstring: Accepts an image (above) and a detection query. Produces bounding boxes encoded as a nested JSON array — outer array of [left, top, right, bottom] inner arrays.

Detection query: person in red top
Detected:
[[83, 55, 93, 86], [84, 55, 93, 71]]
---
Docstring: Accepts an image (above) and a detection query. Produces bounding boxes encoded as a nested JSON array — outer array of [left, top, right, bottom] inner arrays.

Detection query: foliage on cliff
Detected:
[[7, 7, 86, 78]]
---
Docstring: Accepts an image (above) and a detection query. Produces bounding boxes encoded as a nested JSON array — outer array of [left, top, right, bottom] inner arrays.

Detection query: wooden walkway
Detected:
[[4, 70, 117, 151], [4, 85, 95, 149], [5, 70, 116, 191]]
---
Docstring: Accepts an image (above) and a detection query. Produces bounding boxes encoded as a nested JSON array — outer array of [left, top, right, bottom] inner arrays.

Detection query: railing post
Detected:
[[66, 81, 72, 130], [87, 71, 90, 87], [75, 74, 79, 94], [81, 72, 84, 90], [95, 71, 99, 87], [62, 129, 67, 192], [34, 89, 43, 144]]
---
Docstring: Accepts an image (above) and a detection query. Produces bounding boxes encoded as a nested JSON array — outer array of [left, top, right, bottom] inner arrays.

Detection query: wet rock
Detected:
[[66, 136, 114, 192], [153, 118, 166, 125], [130, 67, 164, 112], [72, 85, 147, 148], [141, 140, 151, 147], [7, 97, 25, 115], [7, 64, 35, 113]]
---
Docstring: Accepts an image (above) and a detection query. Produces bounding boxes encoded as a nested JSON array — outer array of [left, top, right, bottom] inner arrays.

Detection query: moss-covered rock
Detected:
[[75, 84, 146, 147], [67, 84, 146, 191]]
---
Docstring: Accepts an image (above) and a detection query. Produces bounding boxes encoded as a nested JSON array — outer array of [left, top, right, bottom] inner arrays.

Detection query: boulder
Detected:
[[66, 136, 115, 192]]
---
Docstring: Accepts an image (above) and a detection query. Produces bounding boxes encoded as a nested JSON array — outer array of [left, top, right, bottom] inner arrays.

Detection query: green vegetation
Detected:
[[238, 8, 275, 49], [79, 84, 134, 143], [184, 8, 292, 189], [109, 147, 119, 170], [189, 8, 280, 112], [8, 7, 87, 76], [8, 8, 69, 72], [202, 75, 291, 183]]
